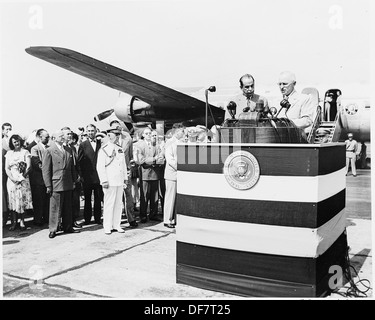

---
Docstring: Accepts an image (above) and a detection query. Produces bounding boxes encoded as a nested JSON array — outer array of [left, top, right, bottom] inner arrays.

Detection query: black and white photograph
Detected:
[[1, 0, 373, 304]]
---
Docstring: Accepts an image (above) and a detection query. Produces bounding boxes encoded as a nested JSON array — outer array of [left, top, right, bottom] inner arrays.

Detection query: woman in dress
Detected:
[[5, 134, 33, 231]]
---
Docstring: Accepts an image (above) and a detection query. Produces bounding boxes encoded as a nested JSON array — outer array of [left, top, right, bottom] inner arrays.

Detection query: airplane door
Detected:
[[323, 89, 342, 121]]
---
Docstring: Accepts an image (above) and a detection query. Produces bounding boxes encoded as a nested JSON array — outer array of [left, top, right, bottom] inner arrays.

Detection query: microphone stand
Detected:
[[205, 89, 209, 133], [205, 86, 216, 140]]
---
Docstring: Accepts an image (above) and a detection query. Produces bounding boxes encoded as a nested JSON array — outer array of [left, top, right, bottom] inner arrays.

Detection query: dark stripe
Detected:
[[177, 144, 345, 176], [177, 264, 318, 298], [177, 189, 345, 228], [176, 232, 348, 296]]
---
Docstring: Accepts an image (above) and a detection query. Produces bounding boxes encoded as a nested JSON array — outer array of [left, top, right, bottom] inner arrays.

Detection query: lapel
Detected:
[[38, 143, 47, 162], [52, 144, 64, 160], [85, 139, 96, 157]]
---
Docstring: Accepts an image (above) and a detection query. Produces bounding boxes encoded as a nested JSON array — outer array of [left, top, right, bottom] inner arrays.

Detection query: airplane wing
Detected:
[[25, 46, 224, 126]]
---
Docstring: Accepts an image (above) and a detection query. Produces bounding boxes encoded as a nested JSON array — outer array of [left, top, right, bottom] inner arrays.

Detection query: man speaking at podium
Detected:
[[276, 71, 315, 135], [224, 74, 269, 120]]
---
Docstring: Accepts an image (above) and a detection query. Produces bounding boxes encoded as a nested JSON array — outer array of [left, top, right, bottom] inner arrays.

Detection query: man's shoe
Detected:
[[95, 220, 102, 225], [64, 228, 80, 234], [140, 218, 147, 223], [129, 221, 138, 228], [49, 232, 56, 239], [164, 223, 175, 229], [353, 175, 357, 177], [115, 228, 125, 233], [105, 231, 111, 235], [73, 222, 82, 228]]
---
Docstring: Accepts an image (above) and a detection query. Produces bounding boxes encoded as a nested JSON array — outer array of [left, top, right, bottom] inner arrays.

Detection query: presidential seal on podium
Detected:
[[223, 150, 260, 190]]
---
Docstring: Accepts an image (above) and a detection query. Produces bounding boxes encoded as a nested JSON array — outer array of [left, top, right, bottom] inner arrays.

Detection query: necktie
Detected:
[[246, 97, 255, 112]]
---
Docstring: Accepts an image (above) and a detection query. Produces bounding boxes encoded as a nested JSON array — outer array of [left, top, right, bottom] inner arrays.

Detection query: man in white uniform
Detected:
[[345, 133, 360, 177], [96, 128, 128, 234]]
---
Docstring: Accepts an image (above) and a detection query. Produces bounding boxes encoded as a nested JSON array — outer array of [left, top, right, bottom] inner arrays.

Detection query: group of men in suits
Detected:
[[24, 124, 106, 238], [5, 118, 182, 236]]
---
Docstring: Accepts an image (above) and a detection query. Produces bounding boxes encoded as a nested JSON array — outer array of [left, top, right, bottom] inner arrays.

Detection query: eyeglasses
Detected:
[[278, 82, 290, 86], [144, 132, 151, 135]]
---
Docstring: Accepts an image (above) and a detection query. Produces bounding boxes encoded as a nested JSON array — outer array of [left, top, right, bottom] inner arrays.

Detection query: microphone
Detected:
[[227, 101, 237, 119], [255, 100, 264, 112], [94, 109, 114, 122], [205, 86, 216, 130], [269, 107, 278, 118], [275, 98, 291, 117], [207, 86, 216, 93]]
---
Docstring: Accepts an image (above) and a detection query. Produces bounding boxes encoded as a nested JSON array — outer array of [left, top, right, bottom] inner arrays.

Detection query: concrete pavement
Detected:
[[2, 169, 373, 300]]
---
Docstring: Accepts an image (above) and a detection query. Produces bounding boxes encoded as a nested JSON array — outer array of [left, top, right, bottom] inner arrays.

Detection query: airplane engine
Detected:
[[113, 94, 154, 123]]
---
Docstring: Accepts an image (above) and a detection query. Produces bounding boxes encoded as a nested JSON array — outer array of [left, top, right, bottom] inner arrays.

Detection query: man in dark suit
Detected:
[[30, 129, 50, 226], [138, 127, 164, 223], [77, 124, 102, 225], [42, 130, 79, 238]]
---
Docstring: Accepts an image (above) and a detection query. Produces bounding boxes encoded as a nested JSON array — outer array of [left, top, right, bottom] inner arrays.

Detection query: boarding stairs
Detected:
[[312, 111, 341, 143], [307, 106, 341, 143]]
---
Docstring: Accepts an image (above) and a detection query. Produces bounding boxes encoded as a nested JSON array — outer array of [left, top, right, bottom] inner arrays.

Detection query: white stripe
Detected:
[[176, 210, 347, 258], [177, 168, 346, 203]]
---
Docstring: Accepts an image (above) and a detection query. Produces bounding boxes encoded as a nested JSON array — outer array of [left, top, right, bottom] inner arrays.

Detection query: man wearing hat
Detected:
[[109, 120, 138, 228], [345, 133, 360, 177], [315, 128, 330, 143], [96, 128, 127, 234]]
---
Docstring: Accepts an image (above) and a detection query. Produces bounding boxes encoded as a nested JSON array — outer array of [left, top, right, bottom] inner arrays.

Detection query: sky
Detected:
[[0, 0, 373, 137]]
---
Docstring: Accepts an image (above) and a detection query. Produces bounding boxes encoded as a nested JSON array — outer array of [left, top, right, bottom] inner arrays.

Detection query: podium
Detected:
[[175, 141, 348, 297]]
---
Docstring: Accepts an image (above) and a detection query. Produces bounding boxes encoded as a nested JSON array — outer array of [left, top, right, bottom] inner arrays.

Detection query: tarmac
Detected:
[[1, 169, 373, 300]]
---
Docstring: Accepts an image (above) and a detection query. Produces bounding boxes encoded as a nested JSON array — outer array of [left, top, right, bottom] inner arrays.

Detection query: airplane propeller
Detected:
[[94, 109, 114, 122]]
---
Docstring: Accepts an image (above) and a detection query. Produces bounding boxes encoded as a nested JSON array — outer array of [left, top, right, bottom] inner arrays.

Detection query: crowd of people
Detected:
[[2, 119, 208, 238], [2, 70, 367, 237]]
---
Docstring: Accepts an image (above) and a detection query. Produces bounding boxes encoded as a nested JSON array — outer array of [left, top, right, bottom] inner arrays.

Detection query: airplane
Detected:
[[25, 46, 225, 134], [25, 46, 371, 144]]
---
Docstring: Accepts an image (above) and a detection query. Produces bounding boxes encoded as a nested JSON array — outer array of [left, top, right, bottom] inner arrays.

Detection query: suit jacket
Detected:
[[164, 136, 178, 181], [277, 90, 315, 132], [138, 140, 164, 181], [27, 140, 37, 152], [117, 132, 133, 169], [42, 143, 76, 192], [225, 93, 269, 120], [77, 139, 101, 184], [29, 142, 49, 186]]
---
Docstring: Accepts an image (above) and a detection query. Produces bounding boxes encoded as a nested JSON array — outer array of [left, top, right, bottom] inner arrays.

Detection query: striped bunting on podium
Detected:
[[176, 143, 347, 297]]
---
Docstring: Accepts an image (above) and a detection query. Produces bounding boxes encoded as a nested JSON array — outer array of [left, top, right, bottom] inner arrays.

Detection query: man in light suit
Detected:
[[77, 124, 102, 225], [30, 129, 50, 226], [163, 126, 185, 228], [276, 71, 315, 135], [42, 130, 79, 238]]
